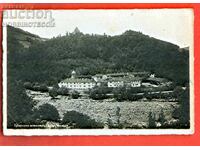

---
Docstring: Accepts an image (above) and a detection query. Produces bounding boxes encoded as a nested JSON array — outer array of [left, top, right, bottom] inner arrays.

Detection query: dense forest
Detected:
[[7, 26, 190, 127]]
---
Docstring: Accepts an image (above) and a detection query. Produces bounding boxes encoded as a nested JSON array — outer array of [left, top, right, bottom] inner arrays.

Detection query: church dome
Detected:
[[72, 70, 76, 74]]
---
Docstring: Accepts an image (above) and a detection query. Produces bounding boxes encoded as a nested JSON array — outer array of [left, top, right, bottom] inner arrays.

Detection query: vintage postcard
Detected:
[[2, 9, 194, 135]]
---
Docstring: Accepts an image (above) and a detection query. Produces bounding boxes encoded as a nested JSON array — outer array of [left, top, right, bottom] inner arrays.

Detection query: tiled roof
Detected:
[[107, 73, 128, 77], [77, 75, 92, 78], [94, 74, 104, 77], [94, 72, 149, 78], [129, 71, 150, 75], [62, 78, 95, 83], [146, 77, 168, 83], [62, 72, 146, 83], [108, 77, 142, 82]]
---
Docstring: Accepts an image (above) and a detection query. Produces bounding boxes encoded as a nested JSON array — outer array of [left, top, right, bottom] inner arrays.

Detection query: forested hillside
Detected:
[[8, 26, 189, 86]]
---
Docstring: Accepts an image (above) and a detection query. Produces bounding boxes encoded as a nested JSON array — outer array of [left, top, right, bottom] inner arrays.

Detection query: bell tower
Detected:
[[71, 70, 76, 79]]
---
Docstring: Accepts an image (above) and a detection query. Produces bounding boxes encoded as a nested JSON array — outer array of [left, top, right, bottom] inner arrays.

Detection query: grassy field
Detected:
[[28, 90, 179, 128]]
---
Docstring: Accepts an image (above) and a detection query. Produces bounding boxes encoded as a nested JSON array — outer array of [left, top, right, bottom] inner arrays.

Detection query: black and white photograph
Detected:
[[3, 9, 194, 135]]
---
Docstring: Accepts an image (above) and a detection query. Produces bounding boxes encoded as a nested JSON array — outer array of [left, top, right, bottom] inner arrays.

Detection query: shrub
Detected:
[[71, 90, 80, 99], [23, 82, 33, 89], [49, 88, 58, 98], [38, 84, 49, 92], [53, 84, 60, 89], [113, 86, 141, 102], [57, 87, 69, 96], [25, 82, 48, 92], [113, 86, 127, 102], [173, 86, 184, 99], [143, 91, 153, 101], [35, 104, 60, 122], [129, 87, 142, 94], [61, 111, 103, 128], [89, 86, 109, 100]]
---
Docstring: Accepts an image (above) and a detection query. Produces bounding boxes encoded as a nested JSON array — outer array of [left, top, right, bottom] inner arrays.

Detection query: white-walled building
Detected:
[[59, 71, 144, 91], [150, 74, 155, 78], [129, 80, 141, 87], [107, 77, 142, 88], [58, 71, 96, 91], [58, 79, 96, 91], [107, 80, 124, 88]]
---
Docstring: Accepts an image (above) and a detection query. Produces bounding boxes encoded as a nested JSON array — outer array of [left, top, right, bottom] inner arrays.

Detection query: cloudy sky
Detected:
[[5, 9, 193, 48]]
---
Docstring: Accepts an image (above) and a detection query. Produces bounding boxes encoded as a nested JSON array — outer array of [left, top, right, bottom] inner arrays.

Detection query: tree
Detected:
[[158, 109, 166, 127], [180, 88, 190, 127], [148, 112, 156, 128], [116, 106, 121, 127], [35, 104, 60, 122], [175, 86, 190, 128], [173, 86, 184, 99], [106, 113, 113, 129], [7, 81, 35, 128]]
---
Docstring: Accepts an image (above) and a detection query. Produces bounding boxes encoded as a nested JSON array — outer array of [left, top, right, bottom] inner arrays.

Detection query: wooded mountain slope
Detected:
[[7, 26, 189, 86]]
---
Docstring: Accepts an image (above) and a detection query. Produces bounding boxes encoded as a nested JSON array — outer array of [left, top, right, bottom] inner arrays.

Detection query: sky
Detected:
[[4, 9, 194, 48]]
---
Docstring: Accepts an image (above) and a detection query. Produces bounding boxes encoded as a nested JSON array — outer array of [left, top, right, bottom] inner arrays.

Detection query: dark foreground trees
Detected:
[[34, 104, 60, 122], [62, 111, 103, 128], [7, 81, 35, 128], [173, 85, 190, 128]]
